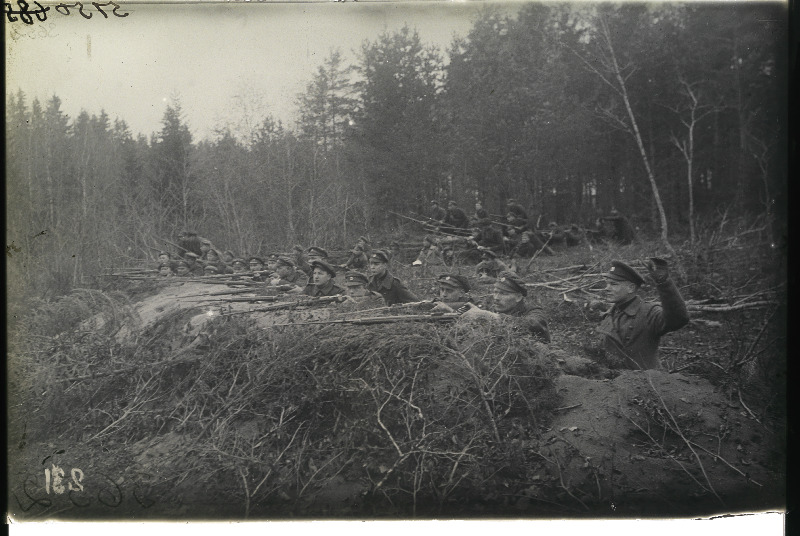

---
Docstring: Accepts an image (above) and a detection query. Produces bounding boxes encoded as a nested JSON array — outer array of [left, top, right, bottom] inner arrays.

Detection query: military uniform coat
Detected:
[[275, 270, 307, 287], [302, 279, 344, 297], [505, 300, 551, 343], [344, 251, 369, 270], [476, 258, 509, 278], [477, 226, 505, 252], [366, 271, 418, 306], [596, 279, 689, 370], [507, 203, 528, 221], [431, 206, 448, 222], [444, 208, 470, 229]]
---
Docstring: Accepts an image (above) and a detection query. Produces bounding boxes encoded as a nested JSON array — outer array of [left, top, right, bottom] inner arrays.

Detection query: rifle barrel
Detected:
[[269, 312, 460, 327]]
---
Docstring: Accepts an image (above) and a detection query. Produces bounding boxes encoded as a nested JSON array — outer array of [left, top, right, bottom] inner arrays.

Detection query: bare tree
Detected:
[[569, 12, 682, 274], [664, 76, 718, 244]]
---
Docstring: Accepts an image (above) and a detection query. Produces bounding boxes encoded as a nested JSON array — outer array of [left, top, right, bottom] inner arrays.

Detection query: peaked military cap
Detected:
[[204, 264, 219, 273], [231, 258, 246, 266], [248, 256, 265, 265], [437, 274, 471, 292], [200, 238, 212, 245], [184, 252, 199, 260], [158, 250, 170, 257], [344, 271, 369, 286], [174, 260, 189, 268], [605, 260, 644, 287], [275, 256, 296, 268], [310, 260, 337, 278], [494, 271, 528, 296], [506, 198, 516, 204], [369, 250, 391, 263], [307, 246, 329, 258], [158, 263, 172, 270]]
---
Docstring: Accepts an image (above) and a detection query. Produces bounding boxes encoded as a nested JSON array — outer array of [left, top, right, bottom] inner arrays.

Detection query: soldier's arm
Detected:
[[519, 310, 551, 343], [394, 280, 419, 304], [644, 259, 689, 335], [652, 278, 689, 334]]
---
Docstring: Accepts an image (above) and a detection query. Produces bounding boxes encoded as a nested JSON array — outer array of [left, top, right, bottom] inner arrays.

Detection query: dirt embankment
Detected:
[[532, 368, 782, 515]]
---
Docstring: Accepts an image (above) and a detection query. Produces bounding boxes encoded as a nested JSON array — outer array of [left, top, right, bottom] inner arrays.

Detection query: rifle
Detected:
[[220, 296, 341, 316], [524, 234, 554, 271], [101, 269, 159, 276], [177, 288, 258, 299], [159, 238, 189, 254], [389, 211, 468, 238], [269, 312, 462, 328], [182, 289, 297, 303], [409, 211, 475, 236]]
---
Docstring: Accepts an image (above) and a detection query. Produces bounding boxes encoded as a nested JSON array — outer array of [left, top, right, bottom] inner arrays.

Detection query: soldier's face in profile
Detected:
[[439, 285, 465, 303], [158, 253, 169, 263], [200, 243, 210, 253], [369, 260, 388, 277], [249, 261, 263, 272], [313, 267, 331, 285], [275, 264, 291, 278], [603, 279, 636, 304], [492, 289, 522, 313], [159, 266, 172, 276], [176, 264, 190, 276], [206, 251, 219, 261]]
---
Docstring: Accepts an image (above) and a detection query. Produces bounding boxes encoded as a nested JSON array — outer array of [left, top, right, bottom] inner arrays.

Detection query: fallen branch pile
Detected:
[[19, 309, 561, 516]]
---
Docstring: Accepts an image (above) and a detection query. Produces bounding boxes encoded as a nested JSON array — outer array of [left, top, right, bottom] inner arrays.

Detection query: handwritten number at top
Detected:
[[6, 0, 128, 24]]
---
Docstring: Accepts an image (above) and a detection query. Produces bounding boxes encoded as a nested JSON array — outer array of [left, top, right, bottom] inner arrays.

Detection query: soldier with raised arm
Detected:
[[594, 259, 689, 370]]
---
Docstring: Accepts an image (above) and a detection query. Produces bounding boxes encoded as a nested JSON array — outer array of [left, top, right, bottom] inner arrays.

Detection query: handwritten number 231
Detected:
[[44, 464, 84, 494]]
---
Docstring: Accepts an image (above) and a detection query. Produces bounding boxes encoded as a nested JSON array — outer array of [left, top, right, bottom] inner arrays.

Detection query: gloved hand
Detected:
[[458, 302, 496, 321], [645, 257, 669, 284], [431, 302, 454, 313]]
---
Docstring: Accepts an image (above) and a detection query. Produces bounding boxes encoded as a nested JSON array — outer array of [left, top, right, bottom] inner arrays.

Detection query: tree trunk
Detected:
[[599, 18, 683, 276]]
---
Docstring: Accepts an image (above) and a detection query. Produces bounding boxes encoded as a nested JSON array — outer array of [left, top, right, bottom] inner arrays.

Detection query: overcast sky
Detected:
[[6, 1, 524, 141]]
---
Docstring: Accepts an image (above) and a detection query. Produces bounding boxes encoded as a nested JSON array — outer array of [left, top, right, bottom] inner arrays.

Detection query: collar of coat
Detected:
[[613, 295, 643, 317], [372, 270, 394, 290], [502, 299, 529, 316], [316, 279, 335, 294]]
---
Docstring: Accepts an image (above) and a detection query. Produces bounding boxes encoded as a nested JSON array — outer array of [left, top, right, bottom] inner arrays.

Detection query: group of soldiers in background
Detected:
[[146, 196, 686, 370], [414, 199, 635, 276]]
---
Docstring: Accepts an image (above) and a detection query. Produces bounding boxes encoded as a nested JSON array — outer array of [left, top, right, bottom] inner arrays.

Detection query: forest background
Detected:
[[6, 2, 787, 303]]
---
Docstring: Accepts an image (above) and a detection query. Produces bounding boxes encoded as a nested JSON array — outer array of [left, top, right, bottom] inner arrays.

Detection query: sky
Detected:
[[6, 1, 524, 141]]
